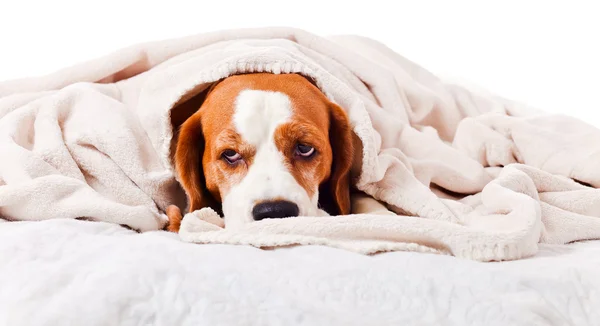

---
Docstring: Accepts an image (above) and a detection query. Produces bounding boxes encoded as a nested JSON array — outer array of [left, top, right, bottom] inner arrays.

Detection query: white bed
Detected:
[[1, 218, 598, 325]]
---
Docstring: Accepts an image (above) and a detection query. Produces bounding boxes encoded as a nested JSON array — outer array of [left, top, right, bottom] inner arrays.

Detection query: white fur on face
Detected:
[[222, 90, 322, 228]]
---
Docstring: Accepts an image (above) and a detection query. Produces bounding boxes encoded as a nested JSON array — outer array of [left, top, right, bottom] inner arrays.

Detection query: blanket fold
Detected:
[[1, 27, 599, 261]]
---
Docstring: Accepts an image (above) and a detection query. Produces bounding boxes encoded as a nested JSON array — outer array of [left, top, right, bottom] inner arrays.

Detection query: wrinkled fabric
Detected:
[[2, 27, 600, 261]]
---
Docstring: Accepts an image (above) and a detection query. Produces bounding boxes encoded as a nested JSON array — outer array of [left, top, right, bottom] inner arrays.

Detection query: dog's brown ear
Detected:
[[320, 102, 354, 215], [170, 83, 223, 216], [174, 111, 217, 213]]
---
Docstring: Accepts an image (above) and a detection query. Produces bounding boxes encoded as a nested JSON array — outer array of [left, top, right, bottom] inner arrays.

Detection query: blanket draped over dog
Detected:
[[2, 27, 600, 261]]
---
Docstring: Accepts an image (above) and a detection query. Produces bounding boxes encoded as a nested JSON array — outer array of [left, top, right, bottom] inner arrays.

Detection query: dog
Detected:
[[165, 73, 357, 232]]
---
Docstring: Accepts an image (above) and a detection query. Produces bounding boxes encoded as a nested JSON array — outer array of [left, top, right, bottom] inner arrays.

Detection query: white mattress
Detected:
[[1, 219, 598, 325]]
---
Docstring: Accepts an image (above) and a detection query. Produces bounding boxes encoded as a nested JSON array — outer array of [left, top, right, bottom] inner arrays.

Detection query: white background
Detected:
[[1, 0, 598, 125]]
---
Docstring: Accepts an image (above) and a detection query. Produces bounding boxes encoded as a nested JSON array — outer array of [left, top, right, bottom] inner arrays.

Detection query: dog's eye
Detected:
[[295, 144, 315, 158], [222, 149, 242, 164]]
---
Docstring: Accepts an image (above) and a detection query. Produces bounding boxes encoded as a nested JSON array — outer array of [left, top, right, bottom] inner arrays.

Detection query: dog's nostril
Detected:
[[252, 200, 299, 221]]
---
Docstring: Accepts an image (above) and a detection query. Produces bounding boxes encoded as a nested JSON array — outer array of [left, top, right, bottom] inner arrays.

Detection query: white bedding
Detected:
[[1, 219, 598, 325]]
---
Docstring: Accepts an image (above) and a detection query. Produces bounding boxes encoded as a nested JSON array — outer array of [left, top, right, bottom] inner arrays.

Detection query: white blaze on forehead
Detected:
[[233, 90, 292, 146]]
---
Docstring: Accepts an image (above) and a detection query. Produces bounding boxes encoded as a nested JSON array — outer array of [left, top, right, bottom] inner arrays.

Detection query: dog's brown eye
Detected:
[[295, 144, 315, 158], [222, 149, 242, 164]]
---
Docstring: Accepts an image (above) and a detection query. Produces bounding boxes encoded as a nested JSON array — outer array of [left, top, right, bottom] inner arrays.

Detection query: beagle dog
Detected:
[[166, 73, 357, 232]]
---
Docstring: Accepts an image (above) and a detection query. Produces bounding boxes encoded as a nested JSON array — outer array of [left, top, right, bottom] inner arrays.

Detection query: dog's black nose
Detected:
[[252, 200, 299, 221]]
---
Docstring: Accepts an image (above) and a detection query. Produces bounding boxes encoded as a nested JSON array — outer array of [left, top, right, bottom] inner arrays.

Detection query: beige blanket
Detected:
[[2, 27, 600, 261]]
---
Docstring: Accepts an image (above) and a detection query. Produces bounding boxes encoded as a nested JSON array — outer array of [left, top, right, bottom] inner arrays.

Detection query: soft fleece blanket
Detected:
[[1, 27, 600, 262]]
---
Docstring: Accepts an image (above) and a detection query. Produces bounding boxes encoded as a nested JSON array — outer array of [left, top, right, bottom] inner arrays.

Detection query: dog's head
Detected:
[[173, 73, 354, 227]]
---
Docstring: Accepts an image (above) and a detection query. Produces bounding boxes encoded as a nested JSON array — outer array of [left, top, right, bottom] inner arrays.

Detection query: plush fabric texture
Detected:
[[1, 27, 600, 261], [1, 219, 599, 325]]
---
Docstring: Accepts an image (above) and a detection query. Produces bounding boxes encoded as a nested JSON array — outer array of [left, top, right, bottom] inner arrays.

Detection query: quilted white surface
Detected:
[[0, 219, 598, 326]]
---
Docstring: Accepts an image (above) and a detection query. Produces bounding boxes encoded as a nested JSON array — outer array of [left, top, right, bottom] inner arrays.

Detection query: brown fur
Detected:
[[166, 73, 354, 232]]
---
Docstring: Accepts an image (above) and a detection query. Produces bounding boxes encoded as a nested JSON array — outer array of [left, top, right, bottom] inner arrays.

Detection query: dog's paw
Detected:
[[165, 205, 183, 233]]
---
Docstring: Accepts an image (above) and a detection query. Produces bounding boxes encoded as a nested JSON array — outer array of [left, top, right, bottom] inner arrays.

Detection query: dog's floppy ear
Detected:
[[171, 83, 222, 214], [320, 102, 354, 215], [174, 111, 215, 212]]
